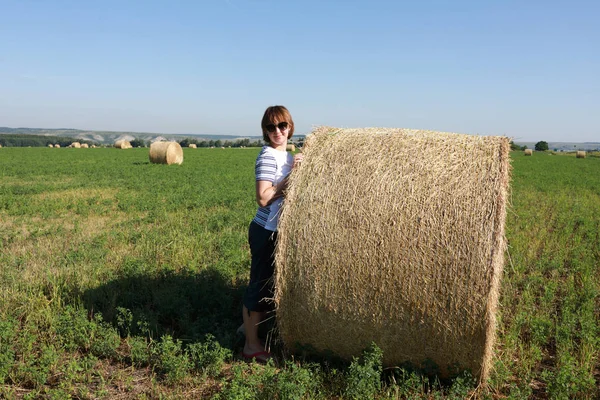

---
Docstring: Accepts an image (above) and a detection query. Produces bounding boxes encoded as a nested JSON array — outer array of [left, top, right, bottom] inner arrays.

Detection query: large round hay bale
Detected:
[[275, 127, 511, 382], [71, 142, 81, 148], [55, 144, 60, 148], [81, 143, 89, 148], [48, 144, 53, 148], [576, 151, 586, 158], [114, 140, 132, 149], [149, 141, 183, 165], [188, 143, 197, 148], [286, 144, 296, 152], [524, 149, 533, 156]]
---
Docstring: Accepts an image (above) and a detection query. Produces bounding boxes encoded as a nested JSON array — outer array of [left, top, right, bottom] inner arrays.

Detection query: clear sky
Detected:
[[1, 0, 598, 142]]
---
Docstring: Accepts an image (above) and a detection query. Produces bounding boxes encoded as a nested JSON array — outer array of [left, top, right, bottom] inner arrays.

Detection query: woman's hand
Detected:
[[293, 153, 304, 168]]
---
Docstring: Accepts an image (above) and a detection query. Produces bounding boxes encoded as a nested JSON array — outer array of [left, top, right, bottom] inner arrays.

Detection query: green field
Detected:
[[0, 147, 598, 399]]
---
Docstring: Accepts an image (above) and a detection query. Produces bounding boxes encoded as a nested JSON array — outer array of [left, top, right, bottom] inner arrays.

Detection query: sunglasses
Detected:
[[265, 122, 289, 133]]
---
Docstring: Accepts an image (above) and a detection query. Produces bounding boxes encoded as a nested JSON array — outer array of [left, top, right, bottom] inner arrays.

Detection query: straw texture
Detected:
[[275, 127, 511, 381], [149, 141, 184, 165], [576, 151, 586, 159]]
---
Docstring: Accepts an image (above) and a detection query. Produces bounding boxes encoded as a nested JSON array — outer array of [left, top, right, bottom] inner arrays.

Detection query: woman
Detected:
[[241, 105, 303, 362]]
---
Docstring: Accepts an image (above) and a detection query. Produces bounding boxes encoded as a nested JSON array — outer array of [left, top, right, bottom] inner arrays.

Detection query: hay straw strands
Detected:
[[149, 141, 183, 165], [524, 149, 533, 156], [576, 151, 586, 158], [275, 127, 511, 382], [188, 143, 197, 148], [71, 142, 81, 148], [286, 144, 296, 152], [114, 140, 132, 149]]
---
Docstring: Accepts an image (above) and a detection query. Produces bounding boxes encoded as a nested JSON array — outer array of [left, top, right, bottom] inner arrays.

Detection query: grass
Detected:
[[0, 147, 599, 398]]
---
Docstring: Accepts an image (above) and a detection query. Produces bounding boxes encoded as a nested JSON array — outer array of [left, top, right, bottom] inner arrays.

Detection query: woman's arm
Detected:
[[255, 153, 303, 207], [256, 179, 287, 207]]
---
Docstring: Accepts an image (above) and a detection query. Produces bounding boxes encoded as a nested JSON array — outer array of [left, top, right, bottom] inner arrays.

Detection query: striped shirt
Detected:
[[252, 146, 293, 231]]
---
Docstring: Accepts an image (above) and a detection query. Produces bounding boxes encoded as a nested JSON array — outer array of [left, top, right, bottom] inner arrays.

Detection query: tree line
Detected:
[[0, 135, 92, 148], [510, 141, 549, 152], [0, 135, 267, 148]]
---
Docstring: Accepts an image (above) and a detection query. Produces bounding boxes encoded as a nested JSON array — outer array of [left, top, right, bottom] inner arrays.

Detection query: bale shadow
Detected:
[[83, 267, 246, 349], [132, 161, 150, 165]]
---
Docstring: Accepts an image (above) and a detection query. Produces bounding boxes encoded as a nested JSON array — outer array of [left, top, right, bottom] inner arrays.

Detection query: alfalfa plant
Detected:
[[344, 343, 383, 400], [186, 334, 232, 378], [259, 361, 324, 400], [53, 306, 120, 359], [216, 359, 323, 400], [150, 334, 191, 384], [0, 319, 17, 384]]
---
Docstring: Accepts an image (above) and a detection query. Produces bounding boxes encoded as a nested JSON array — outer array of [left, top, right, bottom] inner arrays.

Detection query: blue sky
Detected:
[[1, 0, 598, 142]]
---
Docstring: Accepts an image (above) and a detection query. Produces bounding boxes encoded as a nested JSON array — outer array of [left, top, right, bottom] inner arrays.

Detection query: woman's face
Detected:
[[266, 120, 290, 148]]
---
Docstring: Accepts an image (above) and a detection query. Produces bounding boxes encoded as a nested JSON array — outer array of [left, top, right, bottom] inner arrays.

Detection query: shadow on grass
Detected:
[[82, 267, 246, 349]]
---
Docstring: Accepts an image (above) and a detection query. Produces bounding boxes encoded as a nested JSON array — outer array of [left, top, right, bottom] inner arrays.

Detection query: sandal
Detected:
[[242, 350, 271, 364]]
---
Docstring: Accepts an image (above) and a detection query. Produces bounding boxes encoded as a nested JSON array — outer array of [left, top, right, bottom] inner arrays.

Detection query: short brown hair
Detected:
[[261, 105, 295, 143]]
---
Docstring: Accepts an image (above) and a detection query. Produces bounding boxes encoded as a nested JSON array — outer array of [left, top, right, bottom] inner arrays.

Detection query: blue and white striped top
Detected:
[[252, 146, 293, 231]]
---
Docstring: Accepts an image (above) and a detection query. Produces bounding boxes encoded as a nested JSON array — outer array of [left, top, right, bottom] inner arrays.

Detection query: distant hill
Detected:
[[0, 127, 265, 145], [2, 127, 593, 151]]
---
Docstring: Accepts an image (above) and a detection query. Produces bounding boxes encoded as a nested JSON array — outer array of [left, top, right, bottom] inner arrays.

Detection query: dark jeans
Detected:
[[243, 221, 277, 312]]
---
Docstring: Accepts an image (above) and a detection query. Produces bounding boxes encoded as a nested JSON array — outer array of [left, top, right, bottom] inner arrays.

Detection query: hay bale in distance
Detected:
[[81, 143, 89, 148], [114, 140, 132, 149], [55, 144, 60, 148], [188, 143, 197, 148], [48, 144, 54, 148], [576, 151, 586, 158], [275, 127, 511, 382], [286, 144, 296, 152], [71, 142, 81, 148], [149, 141, 183, 165], [524, 149, 533, 156]]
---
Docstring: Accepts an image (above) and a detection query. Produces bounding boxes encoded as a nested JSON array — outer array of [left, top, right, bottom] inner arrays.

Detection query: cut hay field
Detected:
[[0, 147, 599, 399]]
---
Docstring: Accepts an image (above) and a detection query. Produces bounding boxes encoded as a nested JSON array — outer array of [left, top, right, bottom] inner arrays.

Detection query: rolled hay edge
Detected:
[[149, 141, 184, 165], [275, 127, 511, 382]]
